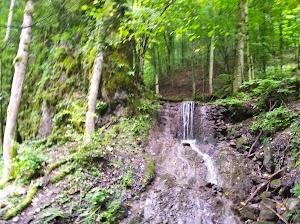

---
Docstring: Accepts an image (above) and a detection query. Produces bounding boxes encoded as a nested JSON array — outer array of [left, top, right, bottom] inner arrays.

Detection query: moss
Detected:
[[142, 157, 155, 188], [3, 183, 39, 220], [50, 164, 76, 184], [45, 158, 69, 175]]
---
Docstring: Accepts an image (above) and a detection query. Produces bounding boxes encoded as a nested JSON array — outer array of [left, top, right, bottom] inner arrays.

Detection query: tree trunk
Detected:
[[233, 0, 247, 93], [209, 34, 215, 95], [0, 60, 3, 146], [4, 0, 16, 43], [192, 43, 196, 99], [84, 50, 103, 143], [279, 15, 283, 73], [2, 0, 34, 182]]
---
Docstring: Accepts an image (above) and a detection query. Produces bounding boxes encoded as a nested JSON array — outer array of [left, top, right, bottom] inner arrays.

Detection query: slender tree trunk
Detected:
[[0, 60, 3, 146], [4, 0, 16, 43], [2, 0, 34, 182], [279, 15, 284, 73], [84, 50, 103, 143], [209, 34, 215, 95], [192, 43, 196, 99], [297, 41, 300, 69], [152, 46, 159, 95], [233, 0, 247, 93], [181, 36, 185, 67]]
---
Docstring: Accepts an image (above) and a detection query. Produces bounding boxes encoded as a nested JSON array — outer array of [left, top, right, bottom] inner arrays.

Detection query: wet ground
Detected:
[[122, 103, 250, 224]]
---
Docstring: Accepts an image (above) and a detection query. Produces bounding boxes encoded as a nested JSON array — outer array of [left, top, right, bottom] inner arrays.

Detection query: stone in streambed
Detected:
[[240, 204, 259, 220], [252, 222, 275, 224], [259, 200, 277, 221], [182, 142, 190, 146], [270, 179, 282, 189], [285, 198, 300, 211], [263, 146, 273, 173]]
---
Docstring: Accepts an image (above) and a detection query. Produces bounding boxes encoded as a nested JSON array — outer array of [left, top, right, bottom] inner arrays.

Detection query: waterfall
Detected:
[[181, 101, 222, 186], [181, 101, 195, 140]]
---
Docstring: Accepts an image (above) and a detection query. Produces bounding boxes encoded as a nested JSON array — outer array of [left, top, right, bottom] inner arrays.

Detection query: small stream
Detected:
[[123, 102, 241, 224]]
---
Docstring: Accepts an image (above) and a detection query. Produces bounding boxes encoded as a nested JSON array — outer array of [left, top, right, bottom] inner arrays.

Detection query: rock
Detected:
[[260, 191, 271, 199], [12, 216, 19, 222], [270, 179, 282, 189], [263, 146, 273, 173], [236, 135, 248, 149], [113, 90, 128, 103], [252, 222, 275, 224], [240, 204, 259, 220], [259, 200, 277, 221], [182, 142, 190, 146], [38, 100, 53, 138], [229, 140, 236, 147], [285, 198, 300, 211], [282, 169, 299, 189]]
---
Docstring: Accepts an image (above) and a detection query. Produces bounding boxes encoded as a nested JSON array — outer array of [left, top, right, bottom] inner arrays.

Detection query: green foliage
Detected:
[[13, 145, 44, 183], [82, 188, 123, 224], [290, 121, 300, 165], [142, 157, 155, 188], [121, 168, 134, 188], [96, 101, 109, 115], [35, 207, 65, 224], [251, 106, 297, 134], [88, 189, 112, 208], [99, 200, 123, 224], [240, 77, 299, 108], [293, 182, 300, 197], [47, 98, 86, 145], [215, 92, 251, 108]]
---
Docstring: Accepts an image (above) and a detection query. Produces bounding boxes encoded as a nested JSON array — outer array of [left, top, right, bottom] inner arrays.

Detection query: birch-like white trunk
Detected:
[[233, 0, 247, 93], [209, 34, 215, 95], [4, 0, 16, 43], [2, 0, 34, 182], [84, 50, 103, 143], [155, 73, 159, 95]]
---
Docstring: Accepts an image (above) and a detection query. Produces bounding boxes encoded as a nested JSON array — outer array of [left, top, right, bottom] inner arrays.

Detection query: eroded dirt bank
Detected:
[[122, 103, 254, 224]]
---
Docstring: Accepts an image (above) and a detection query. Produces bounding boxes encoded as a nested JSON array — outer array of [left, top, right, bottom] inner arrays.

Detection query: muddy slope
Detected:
[[122, 103, 253, 224]]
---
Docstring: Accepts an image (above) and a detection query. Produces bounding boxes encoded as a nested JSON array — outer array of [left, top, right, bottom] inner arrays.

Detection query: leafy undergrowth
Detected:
[[0, 112, 156, 223], [215, 76, 299, 121]]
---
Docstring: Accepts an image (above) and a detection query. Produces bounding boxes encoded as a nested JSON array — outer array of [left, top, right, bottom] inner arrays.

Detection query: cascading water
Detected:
[[181, 101, 222, 186], [181, 101, 195, 140]]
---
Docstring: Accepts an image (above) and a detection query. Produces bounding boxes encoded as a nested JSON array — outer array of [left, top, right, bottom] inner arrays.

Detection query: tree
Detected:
[[84, 49, 103, 143], [2, 0, 34, 182], [208, 32, 215, 95], [233, 0, 248, 93], [4, 0, 16, 43]]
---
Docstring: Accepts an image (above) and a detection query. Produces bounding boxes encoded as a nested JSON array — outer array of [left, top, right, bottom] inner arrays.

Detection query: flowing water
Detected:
[[181, 101, 222, 186], [123, 102, 240, 224]]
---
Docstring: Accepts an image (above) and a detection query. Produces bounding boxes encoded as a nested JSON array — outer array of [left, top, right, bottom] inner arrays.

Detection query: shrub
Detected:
[[240, 77, 299, 109], [13, 145, 44, 182], [121, 168, 134, 188], [251, 106, 297, 134], [293, 182, 300, 197]]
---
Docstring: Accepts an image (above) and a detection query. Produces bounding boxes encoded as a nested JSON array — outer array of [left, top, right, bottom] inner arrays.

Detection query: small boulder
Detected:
[[259, 200, 277, 221], [240, 204, 259, 220], [263, 146, 273, 173], [285, 198, 300, 211], [270, 179, 282, 189]]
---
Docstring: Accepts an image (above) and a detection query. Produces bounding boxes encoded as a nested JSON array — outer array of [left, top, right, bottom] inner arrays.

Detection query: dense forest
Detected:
[[0, 0, 299, 223]]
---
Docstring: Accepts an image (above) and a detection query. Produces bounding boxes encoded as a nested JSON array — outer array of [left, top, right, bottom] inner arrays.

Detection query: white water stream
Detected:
[[181, 101, 222, 186]]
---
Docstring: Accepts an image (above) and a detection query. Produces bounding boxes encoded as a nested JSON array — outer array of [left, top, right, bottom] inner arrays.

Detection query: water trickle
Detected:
[[181, 102, 222, 186], [181, 101, 195, 140]]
